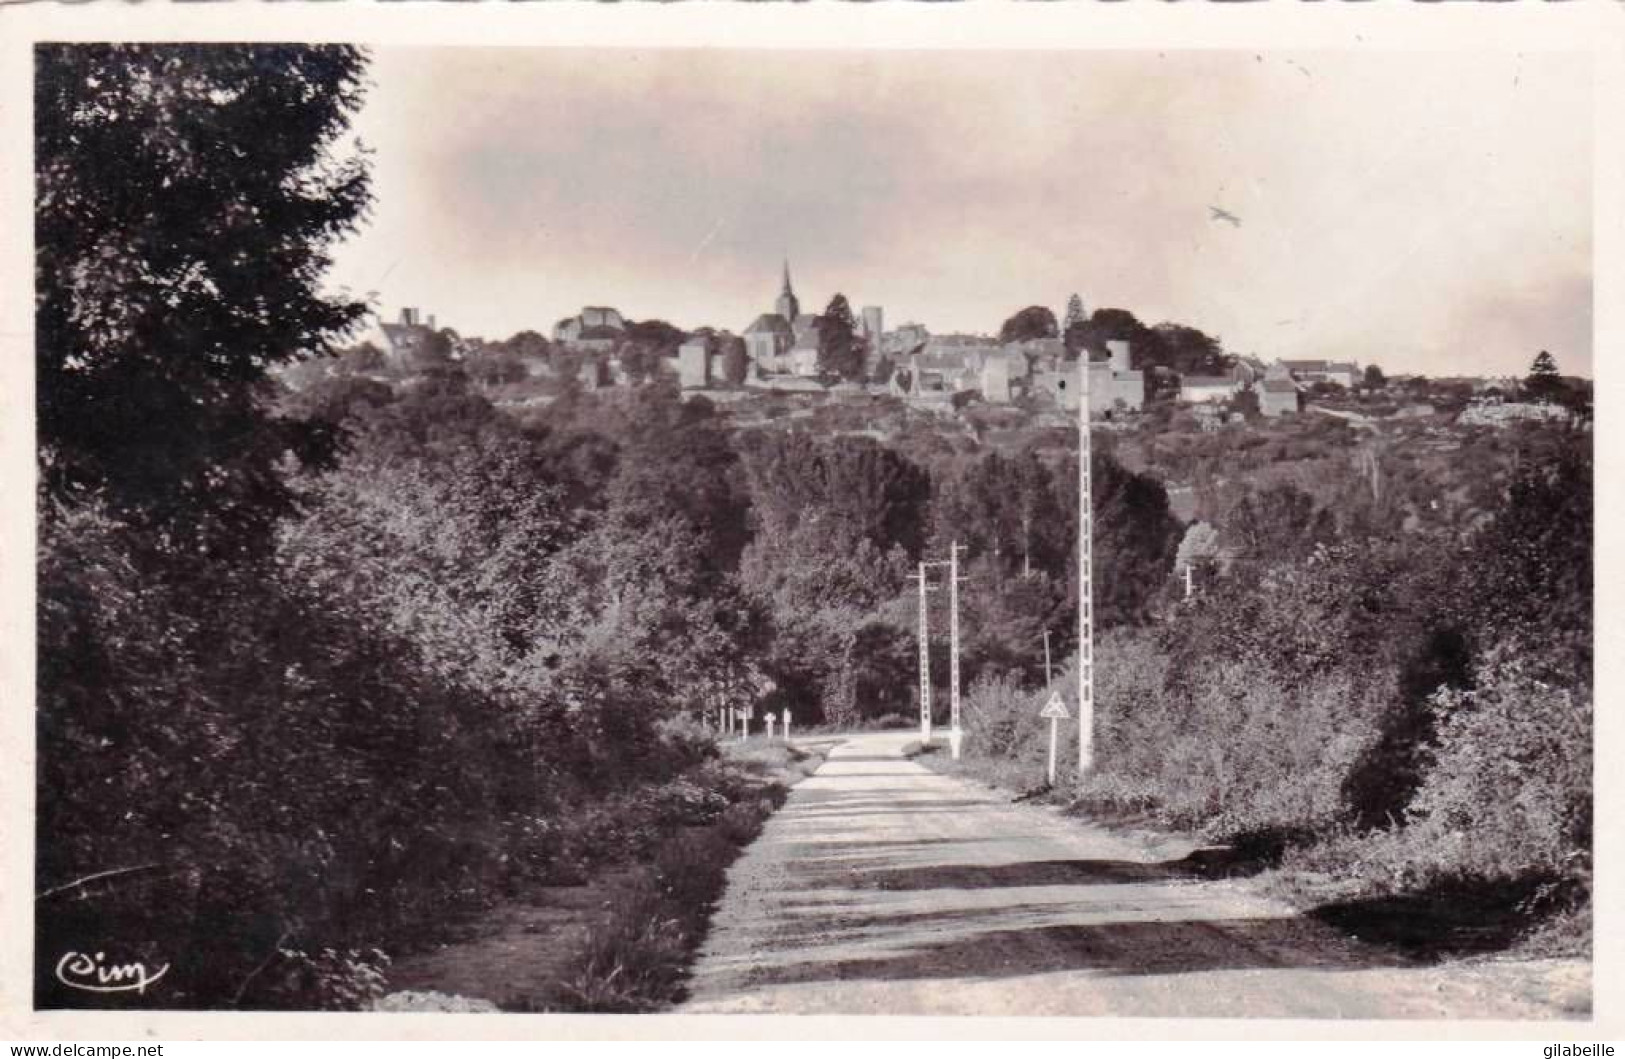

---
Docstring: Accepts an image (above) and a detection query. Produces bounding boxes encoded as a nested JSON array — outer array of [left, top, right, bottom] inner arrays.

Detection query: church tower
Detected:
[[775, 260, 801, 321]]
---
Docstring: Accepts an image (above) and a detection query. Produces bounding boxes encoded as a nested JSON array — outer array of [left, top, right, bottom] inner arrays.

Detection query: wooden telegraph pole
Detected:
[[917, 562, 933, 744], [1077, 354, 1095, 775]]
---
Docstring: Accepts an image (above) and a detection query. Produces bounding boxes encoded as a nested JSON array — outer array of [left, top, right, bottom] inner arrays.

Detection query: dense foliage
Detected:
[[33, 47, 761, 1011], [947, 420, 1592, 941], [36, 44, 371, 558]]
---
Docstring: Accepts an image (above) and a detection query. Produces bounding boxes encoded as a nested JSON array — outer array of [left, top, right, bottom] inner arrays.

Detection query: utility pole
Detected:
[[918, 562, 933, 744], [948, 541, 964, 760], [1078, 354, 1095, 775]]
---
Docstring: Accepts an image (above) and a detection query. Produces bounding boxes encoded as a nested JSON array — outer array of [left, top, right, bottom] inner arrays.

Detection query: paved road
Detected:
[[680, 731, 1588, 1018]]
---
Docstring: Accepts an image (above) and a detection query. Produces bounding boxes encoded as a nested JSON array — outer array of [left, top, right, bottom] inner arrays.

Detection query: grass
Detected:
[[905, 738, 1056, 800], [550, 741, 827, 1012], [913, 739, 1590, 962]]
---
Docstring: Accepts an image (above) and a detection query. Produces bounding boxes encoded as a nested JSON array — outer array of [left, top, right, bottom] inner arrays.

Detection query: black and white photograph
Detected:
[[4, 5, 1612, 1037]]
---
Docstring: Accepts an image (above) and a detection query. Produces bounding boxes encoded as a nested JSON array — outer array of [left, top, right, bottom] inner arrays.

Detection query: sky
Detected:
[[327, 47, 1593, 379]]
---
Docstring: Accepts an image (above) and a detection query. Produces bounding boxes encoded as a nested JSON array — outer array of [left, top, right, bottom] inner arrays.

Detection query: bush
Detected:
[[962, 672, 1041, 759], [644, 779, 730, 827], [1397, 649, 1591, 886]]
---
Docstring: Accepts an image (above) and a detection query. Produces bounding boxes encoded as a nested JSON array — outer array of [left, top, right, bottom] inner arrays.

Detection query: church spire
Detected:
[[775, 258, 800, 322]]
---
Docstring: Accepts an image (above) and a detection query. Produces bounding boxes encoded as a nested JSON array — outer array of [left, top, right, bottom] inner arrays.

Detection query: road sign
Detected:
[[1041, 691, 1069, 785]]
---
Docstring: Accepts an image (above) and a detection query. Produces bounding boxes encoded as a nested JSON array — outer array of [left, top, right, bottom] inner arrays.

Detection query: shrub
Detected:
[[652, 715, 721, 775], [644, 779, 730, 827], [257, 947, 392, 1011], [961, 671, 1041, 759], [718, 801, 772, 846], [1397, 648, 1591, 886]]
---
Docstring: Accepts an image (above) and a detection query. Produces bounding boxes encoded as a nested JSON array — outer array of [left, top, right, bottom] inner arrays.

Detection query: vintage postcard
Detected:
[[0, 1, 1618, 1042]]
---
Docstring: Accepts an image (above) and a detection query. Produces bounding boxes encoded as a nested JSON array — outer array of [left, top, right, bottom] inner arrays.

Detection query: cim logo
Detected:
[[54, 951, 169, 995]]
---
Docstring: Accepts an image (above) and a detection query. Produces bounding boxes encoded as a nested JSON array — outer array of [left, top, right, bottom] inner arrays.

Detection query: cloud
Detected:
[[330, 47, 1592, 377]]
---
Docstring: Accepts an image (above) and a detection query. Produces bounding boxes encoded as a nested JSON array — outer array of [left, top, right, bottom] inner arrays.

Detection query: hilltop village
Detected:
[[333, 264, 1583, 439]]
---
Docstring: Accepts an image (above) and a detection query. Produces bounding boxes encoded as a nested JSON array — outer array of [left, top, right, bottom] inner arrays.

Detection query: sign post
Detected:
[[918, 563, 933, 744], [1040, 691, 1070, 786]]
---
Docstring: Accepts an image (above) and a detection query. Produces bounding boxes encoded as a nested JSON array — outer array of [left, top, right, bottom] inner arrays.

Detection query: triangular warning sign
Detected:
[[1039, 691, 1070, 719]]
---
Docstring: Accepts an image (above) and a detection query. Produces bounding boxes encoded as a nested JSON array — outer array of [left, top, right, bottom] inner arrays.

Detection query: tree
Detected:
[[36, 44, 373, 556], [343, 341, 387, 374], [1150, 323, 1227, 377], [1072, 308, 1157, 381], [500, 329, 552, 364], [1221, 482, 1337, 564], [624, 319, 686, 357], [1174, 521, 1222, 585], [1064, 294, 1087, 333], [720, 335, 750, 386], [1230, 388, 1261, 421], [618, 319, 686, 384], [818, 294, 864, 381], [463, 347, 527, 387], [1525, 349, 1563, 404], [1364, 364, 1387, 390], [604, 381, 752, 586], [1061, 296, 1089, 357], [740, 432, 931, 559], [998, 305, 1059, 345]]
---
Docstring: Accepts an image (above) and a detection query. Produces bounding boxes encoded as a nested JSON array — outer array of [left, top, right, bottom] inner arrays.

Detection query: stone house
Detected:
[[379, 307, 444, 371], [677, 340, 712, 389], [553, 307, 628, 352]]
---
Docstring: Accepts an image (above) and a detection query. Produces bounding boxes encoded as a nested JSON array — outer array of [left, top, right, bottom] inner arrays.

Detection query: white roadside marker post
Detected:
[[784, 709, 792, 742], [766, 712, 777, 740], [1040, 690, 1070, 786]]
